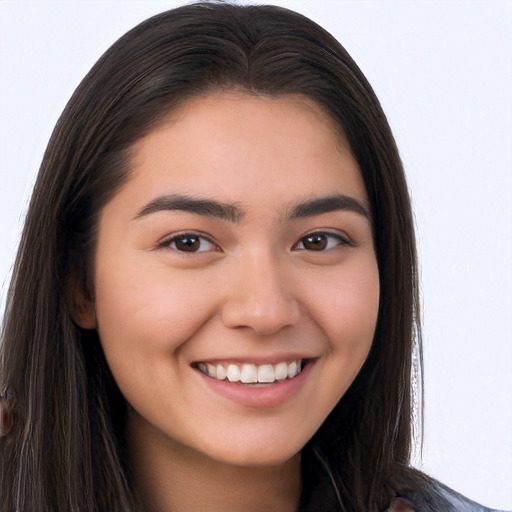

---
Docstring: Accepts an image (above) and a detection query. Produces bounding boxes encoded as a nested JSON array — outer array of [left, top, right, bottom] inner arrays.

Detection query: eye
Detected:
[[293, 232, 351, 251], [159, 233, 218, 253]]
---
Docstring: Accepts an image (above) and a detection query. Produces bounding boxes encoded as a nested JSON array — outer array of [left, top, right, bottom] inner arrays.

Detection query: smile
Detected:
[[195, 360, 304, 385]]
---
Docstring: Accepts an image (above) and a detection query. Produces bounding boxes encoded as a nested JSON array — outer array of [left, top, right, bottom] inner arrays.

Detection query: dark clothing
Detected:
[[299, 447, 508, 512], [389, 484, 507, 512]]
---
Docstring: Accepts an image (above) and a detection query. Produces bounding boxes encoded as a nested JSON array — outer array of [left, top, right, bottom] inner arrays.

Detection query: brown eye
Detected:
[[162, 233, 217, 253], [294, 232, 350, 252], [174, 236, 201, 252], [303, 234, 328, 251]]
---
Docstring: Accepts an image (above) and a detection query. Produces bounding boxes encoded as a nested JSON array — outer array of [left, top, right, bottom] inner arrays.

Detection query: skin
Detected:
[[76, 92, 380, 511]]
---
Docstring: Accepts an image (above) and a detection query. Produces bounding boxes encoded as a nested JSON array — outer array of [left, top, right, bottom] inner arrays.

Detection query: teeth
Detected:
[[287, 361, 298, 378], [227, 364, 241, 382], [274, 362, 287, 381], [206, 363, 216, 378], [257, 364, 275, 383], [240, 364, 258, 383], [196, 360, 304, 384], [216, 364, 227, 380]]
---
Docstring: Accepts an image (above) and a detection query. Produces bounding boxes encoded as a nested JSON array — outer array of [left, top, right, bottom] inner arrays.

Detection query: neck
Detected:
[[127, 413, 302, 512]]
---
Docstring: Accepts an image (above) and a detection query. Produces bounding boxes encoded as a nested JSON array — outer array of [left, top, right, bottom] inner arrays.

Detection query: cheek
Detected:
[[93, 260, 217, 363], [285, 258, 380, 440], [315, 261, 380, 354]]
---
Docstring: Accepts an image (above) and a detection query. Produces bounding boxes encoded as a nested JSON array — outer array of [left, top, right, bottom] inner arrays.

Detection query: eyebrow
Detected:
[[286, 194, 369, 220], [134, 194, 244, 223], [133, 193, 369, 223]]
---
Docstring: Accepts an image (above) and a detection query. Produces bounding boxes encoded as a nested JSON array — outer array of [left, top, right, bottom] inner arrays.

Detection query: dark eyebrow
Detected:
[[286, 194, 370, 220], [134, 193, 369, 224], [134, 194, 243, 223]]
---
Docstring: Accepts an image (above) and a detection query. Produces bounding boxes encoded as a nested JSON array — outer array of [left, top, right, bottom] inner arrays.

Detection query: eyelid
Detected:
[[292, 230, 354, 251], [156, 231, 220, 253]]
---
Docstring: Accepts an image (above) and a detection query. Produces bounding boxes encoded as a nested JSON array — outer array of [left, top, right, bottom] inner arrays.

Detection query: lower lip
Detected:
[[196, 362, 313, 408]]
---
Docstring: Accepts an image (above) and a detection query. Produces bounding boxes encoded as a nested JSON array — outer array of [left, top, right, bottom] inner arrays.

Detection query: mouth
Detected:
[[192, 359, 306, 386]]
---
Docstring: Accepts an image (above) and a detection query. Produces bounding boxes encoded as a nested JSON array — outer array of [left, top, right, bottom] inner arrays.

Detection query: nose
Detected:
[[221, 252, 301, 336]]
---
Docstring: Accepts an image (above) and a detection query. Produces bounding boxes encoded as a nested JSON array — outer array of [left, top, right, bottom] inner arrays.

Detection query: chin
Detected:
[[215, 448, 301, 470], [197, 430, 308, 469]]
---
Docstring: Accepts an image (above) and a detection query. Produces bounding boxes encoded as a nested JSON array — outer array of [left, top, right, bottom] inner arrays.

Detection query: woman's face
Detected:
[[83, 92, 379, 468]]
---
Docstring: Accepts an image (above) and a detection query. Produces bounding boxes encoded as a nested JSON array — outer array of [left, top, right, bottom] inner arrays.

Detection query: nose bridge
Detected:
[[221, 247, 300, 335]]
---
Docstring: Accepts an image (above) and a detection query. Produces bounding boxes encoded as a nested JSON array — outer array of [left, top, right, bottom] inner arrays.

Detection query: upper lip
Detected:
[[191, 354, 316, 365]]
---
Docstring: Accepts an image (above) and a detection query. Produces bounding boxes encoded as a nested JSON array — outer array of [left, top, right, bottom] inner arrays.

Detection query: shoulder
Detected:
[[300, 448, 509, 512], [400, 481, 509, 512], [433, 482, 508, 512]]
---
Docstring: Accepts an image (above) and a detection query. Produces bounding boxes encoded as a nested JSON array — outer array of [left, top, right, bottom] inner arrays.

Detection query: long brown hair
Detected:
[[0, 3, 445, 511]]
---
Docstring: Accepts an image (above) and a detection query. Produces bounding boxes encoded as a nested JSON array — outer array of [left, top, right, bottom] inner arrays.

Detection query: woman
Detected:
[[0, 3, 507, 511]]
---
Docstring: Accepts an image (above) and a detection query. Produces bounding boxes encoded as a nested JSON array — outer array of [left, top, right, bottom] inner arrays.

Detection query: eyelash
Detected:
[[292, 232, 353, 251], [158, 231, 352, 254], [157, 232, 219, 253]]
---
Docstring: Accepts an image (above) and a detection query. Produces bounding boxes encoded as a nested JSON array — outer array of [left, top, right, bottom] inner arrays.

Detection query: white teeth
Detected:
[[197, 359, 304, 384], [287, 361, 298, 378], [206, 363, 216, 378], [227, 364, 241, 382], [257, 364, 275, 383], [240, 364, 258, 383], [216, 364, 227, 380], [274, 362, 287, 381]]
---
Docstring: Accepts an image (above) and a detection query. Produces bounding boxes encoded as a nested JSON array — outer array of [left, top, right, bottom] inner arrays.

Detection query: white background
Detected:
[[0, 1, 510, 509]]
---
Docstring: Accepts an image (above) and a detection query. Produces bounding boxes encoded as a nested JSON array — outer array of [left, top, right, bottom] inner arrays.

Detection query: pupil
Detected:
[[176, 237, 200, 252], [304, 235, 327, 251]]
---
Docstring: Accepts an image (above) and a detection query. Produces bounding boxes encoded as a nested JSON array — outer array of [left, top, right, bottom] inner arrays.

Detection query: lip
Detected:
[[193, 353, 313, 366], [194, 359, 314, 408]]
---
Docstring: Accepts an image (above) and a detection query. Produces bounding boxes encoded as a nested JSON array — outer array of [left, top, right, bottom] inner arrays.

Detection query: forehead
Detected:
[[166, 91, 346, 140], [131, 90, 350, 164], [118, 91, 367, 218]]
